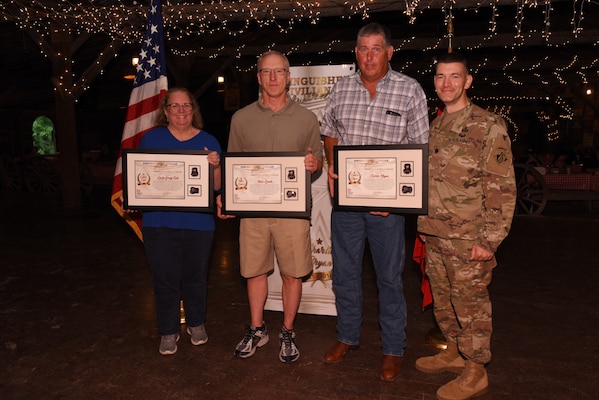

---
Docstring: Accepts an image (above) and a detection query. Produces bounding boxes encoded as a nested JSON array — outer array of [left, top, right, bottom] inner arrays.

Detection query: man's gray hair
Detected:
[[257, 50, 290, 70], [357, 23, 392, 47]]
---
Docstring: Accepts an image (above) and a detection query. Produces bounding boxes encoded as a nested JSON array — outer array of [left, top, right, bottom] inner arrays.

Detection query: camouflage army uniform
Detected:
[[417, 102, 516, 364]]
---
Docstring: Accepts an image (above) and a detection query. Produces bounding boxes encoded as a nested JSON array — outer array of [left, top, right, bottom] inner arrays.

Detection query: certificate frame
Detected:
[[334, 144, 428, 214], [221, 152, 310, 218], [122, 149, 214, 212]]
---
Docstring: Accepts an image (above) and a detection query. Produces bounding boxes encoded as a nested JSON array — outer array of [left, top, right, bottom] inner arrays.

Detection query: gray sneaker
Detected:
[[187, 324, 208, 345], [279, 327, 300, 363], [234, 323, 269, 358], [159, 333, 180, 355]]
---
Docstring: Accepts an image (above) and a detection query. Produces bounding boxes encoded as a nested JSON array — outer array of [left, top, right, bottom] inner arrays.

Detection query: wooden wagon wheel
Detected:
[[514, 162, 547, 216], [22, 156, 60, 193], [0, 156, 23, 191]]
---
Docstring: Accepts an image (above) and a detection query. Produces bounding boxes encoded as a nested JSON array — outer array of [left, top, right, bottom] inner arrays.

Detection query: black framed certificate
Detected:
[[122, 149, 213, 212], [221, 152, 310, 218], [334, 144, 428, 214]]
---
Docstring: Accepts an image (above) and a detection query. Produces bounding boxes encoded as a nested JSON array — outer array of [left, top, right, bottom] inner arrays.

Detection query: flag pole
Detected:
[[110, 0, 168, 241]]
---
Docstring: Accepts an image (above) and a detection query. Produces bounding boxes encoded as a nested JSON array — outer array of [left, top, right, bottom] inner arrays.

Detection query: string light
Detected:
[[1, 0, 597, 144], [0, 1, 593, 51]]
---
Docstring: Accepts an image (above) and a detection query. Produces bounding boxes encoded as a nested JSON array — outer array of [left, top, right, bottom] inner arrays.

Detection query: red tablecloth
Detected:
[[542, 173, 599, 191]]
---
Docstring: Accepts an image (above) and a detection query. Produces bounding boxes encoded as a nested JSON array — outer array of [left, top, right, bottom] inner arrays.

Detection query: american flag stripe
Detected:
[[110, 0, 168, 241]]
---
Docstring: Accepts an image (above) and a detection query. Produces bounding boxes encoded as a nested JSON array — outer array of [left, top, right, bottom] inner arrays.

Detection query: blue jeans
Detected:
[[331, 210, 407, 356], [143, 227, 214, 336]]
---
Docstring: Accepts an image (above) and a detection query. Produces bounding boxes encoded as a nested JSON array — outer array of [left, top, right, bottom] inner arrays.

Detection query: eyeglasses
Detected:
[[166, 103, 193, 110], [258, 68, 288, 76], [356, 46, 385, 55]]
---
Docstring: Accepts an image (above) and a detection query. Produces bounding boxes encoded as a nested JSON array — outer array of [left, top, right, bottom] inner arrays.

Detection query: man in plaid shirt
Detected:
[[320, 22, 429, 381]]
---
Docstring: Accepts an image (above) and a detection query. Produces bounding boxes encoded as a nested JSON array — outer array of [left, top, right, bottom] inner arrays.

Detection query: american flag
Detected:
[[110, 0, 168, 241]]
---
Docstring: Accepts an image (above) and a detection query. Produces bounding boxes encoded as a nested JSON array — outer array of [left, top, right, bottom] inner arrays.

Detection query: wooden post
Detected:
[[50, 28, 82, 209]]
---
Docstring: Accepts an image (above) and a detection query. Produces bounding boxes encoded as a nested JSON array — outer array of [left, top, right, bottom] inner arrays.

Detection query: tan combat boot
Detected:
[[415, 342, 466, 374], [436, 361, 488, 400]]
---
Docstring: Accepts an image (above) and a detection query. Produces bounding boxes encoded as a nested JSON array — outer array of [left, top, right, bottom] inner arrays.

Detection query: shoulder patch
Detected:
[[486, 141, 512, 177], [487, 136, 512, 176]]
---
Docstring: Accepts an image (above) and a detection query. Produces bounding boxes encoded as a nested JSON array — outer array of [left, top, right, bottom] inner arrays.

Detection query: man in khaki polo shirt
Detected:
[[217, 50, 323, 363]]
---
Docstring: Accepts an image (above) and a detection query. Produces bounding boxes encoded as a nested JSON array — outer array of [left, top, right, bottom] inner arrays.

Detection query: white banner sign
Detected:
[[264, 64, 355, 316]]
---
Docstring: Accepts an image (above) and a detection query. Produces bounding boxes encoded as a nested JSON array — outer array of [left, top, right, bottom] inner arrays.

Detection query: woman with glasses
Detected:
[[138, 87, 222, 355]]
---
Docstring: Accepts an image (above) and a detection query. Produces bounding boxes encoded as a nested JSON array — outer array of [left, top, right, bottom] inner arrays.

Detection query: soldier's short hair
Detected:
[[435, 52, 469, 74]]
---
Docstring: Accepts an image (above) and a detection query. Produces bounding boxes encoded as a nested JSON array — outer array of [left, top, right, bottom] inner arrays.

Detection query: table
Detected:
[[542, 173, 599, 192], [541, 173, 599, 212], [518, 164, 599, 215]]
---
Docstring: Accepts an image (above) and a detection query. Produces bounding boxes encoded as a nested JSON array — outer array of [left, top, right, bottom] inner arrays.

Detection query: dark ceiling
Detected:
[[0, 1, 598, 154]]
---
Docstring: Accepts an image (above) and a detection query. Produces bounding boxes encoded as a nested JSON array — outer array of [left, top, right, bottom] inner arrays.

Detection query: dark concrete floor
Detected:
[[1, 188, 598, 400]]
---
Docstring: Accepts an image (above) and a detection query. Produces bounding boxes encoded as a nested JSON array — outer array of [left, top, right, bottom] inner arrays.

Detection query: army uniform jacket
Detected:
[[418, 103, 517, 253]]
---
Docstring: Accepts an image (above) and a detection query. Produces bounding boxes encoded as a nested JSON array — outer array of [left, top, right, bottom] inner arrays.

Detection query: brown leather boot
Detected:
[[323, 341, 359, 363], [415, 342, 466, 374], [380, 355, 402, 381], [436, 361, 488, 400]]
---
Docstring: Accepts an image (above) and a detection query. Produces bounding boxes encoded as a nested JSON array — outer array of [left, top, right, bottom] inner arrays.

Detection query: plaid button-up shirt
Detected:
[[321, 68, 429, 145]]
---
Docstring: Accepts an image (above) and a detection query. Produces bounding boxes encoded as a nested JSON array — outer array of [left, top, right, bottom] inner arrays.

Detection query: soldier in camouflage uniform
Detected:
[[416, 52, 516, 400]]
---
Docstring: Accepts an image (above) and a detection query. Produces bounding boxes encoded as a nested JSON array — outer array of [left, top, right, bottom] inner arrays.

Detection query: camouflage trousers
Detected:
[[425, 236, 496, 364]]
